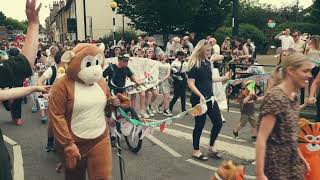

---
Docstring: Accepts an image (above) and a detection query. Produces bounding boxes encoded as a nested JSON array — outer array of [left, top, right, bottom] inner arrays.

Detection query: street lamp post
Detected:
[[232, 0, 239, 37], [83, 0, 87, 40], [110, 1, 118, 46]]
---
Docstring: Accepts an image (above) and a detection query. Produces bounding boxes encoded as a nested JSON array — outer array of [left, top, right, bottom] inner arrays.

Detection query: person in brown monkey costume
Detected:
[[48, 43, 120, 180]]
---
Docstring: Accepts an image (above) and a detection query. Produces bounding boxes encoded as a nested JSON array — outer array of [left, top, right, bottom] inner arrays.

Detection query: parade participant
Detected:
[[157, 53, 172, 116], [233, 81, 262, 140], [37, 50, 65, 123], [0, 0, 41, 178], [45, 45, 58, 67], [187, 40, 223, 161], [256, 52, 312, 180], [49, 43, 120, 180], [103, 53, 142, 146], [275, 28, 294, 51], [130, 46, 149, 118], [169, 50, 188, 114], [37, 50, 66, 152], [144, 48, 158, 117]]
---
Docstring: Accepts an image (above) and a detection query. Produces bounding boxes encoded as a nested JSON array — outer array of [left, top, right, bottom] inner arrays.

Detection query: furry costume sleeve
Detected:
[[48, 77, 75, 147]]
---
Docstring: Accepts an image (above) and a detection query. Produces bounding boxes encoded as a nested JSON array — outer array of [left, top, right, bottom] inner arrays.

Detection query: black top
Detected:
[[103, 64, 133, 93], [187, 59, 213, 103], [0, 54, 32, 88]]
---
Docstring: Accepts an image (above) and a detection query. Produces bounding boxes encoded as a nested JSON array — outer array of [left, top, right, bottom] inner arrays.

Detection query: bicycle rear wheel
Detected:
[[123, 108, 142, 153]]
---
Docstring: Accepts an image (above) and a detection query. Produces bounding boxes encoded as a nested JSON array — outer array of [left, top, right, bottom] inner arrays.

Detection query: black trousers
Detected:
[[191, 100, 223, 150], [0, 128, 13, 180], [169, 80, 186, 112]]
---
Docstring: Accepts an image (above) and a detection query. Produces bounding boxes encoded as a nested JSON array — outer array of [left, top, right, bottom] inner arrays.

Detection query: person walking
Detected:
[[256, 52, 312, 180], [187, 40, 223, 161]]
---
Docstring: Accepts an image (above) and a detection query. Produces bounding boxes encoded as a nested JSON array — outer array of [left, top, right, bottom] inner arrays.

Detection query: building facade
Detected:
[[46, 0, 132, 43]]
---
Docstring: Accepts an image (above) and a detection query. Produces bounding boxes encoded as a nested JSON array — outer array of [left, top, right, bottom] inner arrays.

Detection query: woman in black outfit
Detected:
[[187, 40, 223, 161]]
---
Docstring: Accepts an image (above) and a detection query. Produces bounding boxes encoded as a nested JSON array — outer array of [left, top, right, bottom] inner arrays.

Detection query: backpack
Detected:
[[46, 66, 57, 85]]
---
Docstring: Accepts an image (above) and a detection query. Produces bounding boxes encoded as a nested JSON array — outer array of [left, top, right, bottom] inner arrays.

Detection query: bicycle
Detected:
[[109, 81, 145, 153]]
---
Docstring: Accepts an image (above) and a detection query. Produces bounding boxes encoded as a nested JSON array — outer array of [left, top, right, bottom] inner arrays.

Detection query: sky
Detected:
[[0, 0, 314, 26]]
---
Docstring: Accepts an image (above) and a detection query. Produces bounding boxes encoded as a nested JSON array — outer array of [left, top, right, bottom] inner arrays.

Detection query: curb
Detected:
[[3, 135, 24, 180]]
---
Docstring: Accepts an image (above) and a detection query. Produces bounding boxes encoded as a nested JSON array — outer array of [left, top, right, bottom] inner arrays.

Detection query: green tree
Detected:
[[115, 0, 231, 37], [214, 24, 267, 53], [310, 0, 320, 24], [5, 18, 27, 32], [0, 11, 6, 26]]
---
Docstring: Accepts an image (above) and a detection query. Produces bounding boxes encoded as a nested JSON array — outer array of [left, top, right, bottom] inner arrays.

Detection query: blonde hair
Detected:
[[311, 35, 320, 50], [272, 52, 309, 85], [187, 39, 208, 70]]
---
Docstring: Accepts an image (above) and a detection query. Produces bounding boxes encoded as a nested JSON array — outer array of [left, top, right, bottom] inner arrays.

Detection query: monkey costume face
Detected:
[[61, 43, 105, 85]]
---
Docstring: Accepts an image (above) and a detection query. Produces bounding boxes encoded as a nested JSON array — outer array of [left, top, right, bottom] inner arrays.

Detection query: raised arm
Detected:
[[0, 86, 48, 102], [21, 0, 42, 68]]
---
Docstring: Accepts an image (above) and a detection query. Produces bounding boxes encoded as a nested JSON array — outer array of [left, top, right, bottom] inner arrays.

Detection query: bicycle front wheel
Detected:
[[123, 108, 142, 153]]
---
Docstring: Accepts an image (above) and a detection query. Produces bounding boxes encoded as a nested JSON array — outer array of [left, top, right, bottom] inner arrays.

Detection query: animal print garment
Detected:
[[258, 86, 305, 180]]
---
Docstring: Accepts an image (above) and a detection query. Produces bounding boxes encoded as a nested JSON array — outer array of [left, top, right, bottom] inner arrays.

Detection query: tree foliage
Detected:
[[0, 11, 28, 33], [115, 0, 231, 37], [214, 23, 267, 53]]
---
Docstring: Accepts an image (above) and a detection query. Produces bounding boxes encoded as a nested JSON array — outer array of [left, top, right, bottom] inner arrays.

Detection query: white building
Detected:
[[47, 0, 132, 42]]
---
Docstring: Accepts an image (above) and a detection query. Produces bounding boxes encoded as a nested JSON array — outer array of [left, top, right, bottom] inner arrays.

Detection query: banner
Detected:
[[105, 57, 161, 94]]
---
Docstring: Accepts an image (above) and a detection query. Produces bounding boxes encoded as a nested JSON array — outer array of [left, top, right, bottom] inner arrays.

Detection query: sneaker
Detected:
[[232, 130, 239, 139], [111, 136, 117, 147], [146, 106, 154, 117], [149, 105, 157, 114], [15, 119, 23, 126], [46, 142, 55, 152], [140, 111, 150, 119], [157, 105, 163, 113], [41, 117, 48, 124], [32, 107, 38, 113], [138, 113, 142, 118], [163, 109, 173, 117]]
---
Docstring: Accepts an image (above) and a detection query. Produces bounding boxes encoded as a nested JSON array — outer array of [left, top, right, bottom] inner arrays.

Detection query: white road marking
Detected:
[[146, 135, 182, 157], [158, 128, 255, 161], [186, 159, 256, 179], [3, 135, 18, 145], [3, 135, 24, 180], [13, 145, 24, 180], [174, 123, 246, 142]]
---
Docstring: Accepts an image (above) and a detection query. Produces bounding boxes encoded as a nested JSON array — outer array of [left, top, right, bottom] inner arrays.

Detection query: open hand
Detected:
[[34, 85, 50, 94], [26, 0, 42, 24], [64, 143, 81, 169]]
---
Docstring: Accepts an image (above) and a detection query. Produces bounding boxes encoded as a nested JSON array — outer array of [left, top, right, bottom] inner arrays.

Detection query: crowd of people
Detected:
[[0, 1, 320, 180]]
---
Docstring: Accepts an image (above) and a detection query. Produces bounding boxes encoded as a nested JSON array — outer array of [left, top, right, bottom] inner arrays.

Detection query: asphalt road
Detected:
[[1, 94, 257, 180]]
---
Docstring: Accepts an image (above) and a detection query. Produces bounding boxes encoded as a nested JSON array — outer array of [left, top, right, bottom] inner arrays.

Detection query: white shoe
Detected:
[[149, 105, 157, 114], [146, 107, 154, 117], [157, 105, 163, 113], [140, 111, 150, 118], [163, 109, 173, 117]]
